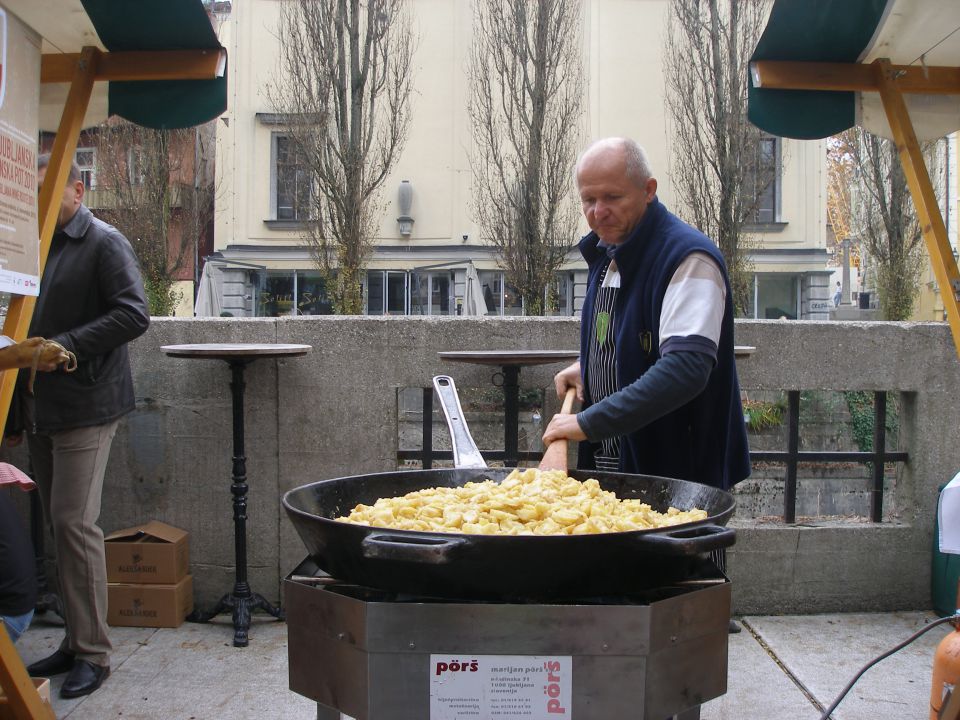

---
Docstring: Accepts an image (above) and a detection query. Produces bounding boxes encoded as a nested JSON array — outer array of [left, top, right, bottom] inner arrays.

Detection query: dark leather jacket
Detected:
[[18, 204, 150, 433]]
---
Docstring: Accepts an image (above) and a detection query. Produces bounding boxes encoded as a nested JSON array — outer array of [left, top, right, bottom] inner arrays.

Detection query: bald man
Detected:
[[544, 137, 750, 492]]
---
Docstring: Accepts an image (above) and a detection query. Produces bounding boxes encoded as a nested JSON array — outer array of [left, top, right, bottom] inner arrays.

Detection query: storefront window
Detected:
[[547, 272, 574, 316], [478, 270, 523, 316], [296, 271, 333, 315], [410, 271, 453, 316], [367, 271, 408, 315], [754, 273, 799, 319], [255, 271, 333, 316], [257, 272, 295, 317]]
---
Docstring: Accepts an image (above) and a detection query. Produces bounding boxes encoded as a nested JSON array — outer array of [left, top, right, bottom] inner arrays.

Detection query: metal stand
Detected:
[[187, 358, 283, 647]]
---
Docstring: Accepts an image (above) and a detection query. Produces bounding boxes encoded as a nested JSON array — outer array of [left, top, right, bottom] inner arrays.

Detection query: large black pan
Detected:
[[282, 376, 736, 599]]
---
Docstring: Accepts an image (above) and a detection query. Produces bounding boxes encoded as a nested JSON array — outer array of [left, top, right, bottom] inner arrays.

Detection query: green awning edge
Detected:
[[109, 74, 227, 130], [81, 0, 227, 129], [748, 0, 889, 140]]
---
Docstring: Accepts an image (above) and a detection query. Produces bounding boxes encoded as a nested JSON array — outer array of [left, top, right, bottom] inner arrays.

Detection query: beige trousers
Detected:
[[30, 420, 119, 667]]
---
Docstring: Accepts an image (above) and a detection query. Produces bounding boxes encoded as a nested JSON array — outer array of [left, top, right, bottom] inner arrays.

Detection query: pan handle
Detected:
[[433, 375, 488, 469], [361, 532, 468, 564], [633, 524, 736, 556]]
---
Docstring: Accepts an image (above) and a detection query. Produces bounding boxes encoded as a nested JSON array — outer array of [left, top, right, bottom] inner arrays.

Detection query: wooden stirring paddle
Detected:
[[538, 387, 577, 471]]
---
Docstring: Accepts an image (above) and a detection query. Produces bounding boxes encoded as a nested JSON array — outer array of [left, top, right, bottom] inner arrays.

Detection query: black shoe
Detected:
[[26, 649, 75, 676], [60, 659, 110, 698], [729, 619, 742, 634]]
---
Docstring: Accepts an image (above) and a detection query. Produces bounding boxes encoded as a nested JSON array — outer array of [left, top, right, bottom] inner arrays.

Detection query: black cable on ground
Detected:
[[818, 613, 959, 720]]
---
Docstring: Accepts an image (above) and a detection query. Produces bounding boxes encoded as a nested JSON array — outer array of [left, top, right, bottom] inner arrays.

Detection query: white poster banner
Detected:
[[429, 655, 572, 719], [0, 5, 39, 296]]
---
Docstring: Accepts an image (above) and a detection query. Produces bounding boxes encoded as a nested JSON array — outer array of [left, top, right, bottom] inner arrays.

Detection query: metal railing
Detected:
[[750, 390, 907, 523], [398, 388, 909, 524]]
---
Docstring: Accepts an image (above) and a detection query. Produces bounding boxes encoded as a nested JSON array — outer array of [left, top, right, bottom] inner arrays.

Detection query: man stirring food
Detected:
[[543, 137, 750, 627]]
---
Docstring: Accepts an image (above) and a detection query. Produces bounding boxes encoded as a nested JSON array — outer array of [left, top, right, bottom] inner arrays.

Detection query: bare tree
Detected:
[[269, 0, 415, 315], [94, 120, 216, 316], [467, 0, 583, 316], [840, 128, 943, 320], [664, 0, 772, 315]]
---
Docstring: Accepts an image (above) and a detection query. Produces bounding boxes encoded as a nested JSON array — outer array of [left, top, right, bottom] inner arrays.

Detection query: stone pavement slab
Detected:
[[746, 611, 949, 720], [701, 618, 815, 719], [6, 610, 952, 719], [15, 615, 314, 719]]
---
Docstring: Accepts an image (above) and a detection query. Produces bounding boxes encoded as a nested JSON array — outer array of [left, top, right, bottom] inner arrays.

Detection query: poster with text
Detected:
[[0, 5, 39, 296], [429, 655, 572, 719]]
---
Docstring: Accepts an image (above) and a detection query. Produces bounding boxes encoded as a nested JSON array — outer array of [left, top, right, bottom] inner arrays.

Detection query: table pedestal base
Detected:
[[188, 589, 284, 648], [161, 343, 312, 648]]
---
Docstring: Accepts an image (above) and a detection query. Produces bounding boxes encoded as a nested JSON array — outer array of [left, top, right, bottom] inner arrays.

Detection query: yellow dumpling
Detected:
[[335, 468, 708, 535]]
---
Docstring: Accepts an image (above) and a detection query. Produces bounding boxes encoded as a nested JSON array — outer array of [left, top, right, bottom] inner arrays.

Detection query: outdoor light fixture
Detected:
[[397, 180, 414, 237]]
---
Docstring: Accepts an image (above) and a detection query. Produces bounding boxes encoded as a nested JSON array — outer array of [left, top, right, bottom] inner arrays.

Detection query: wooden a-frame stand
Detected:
[[0, 43, 223, 719], [753, 56, 960, 720]]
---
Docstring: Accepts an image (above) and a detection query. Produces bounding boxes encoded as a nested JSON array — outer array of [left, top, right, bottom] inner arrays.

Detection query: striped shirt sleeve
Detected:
[[659, 252, 725, 359]]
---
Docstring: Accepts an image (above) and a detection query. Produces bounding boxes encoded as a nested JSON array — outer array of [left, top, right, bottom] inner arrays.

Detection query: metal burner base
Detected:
[[286, 558, 730, 720]]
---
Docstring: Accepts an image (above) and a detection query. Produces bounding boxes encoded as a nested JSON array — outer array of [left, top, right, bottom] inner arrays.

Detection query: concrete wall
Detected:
[[12, 318, 960, 615]]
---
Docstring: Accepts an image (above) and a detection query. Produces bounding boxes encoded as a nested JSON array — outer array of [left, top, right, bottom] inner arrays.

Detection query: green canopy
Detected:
[[82, 0, 227, 129], [748, 0, 888, 140], [749, 0, 960, 141]]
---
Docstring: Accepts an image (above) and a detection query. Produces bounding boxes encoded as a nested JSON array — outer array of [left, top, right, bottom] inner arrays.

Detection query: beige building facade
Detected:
[[914, 132, 959, 321], [208, 0, 829, 319]]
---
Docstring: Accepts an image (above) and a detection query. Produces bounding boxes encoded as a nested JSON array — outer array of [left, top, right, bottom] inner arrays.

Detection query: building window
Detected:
[[410, 271, 454, 316], [127, 147, 145, 186], [254, 270, 333, 316], [75, 147, 96, 189], [477, 270, 523, 315], [744, 136, 780, 224], [547, 272, 575, 316], [367, 271, 408, 315], [272, 134, 311, 221], [752, 273, 799, 319], [295, 271, 334, 315]]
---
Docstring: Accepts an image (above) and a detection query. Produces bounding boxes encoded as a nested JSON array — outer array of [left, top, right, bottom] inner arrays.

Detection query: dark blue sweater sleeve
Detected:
[[577, 350, 714, 442]]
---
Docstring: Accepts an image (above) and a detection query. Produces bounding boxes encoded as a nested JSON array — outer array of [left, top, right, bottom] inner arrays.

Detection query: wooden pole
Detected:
[[0, 624, 55, 719], [873, 58, 960, 360]]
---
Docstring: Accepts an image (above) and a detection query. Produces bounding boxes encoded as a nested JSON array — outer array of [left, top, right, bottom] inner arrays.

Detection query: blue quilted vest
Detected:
[[577, 198, 750, 490]]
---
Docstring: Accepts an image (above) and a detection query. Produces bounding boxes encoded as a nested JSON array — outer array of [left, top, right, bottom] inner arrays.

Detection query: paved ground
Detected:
[[8, 609, 952, 719]]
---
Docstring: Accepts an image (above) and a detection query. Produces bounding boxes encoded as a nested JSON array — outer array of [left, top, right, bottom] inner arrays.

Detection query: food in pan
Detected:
[[335, 468, 708, 535]]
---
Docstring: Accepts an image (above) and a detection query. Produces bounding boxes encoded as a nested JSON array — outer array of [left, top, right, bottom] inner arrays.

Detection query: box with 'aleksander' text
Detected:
[[105, 520, 189, 584], [107, 575, 194, 628]]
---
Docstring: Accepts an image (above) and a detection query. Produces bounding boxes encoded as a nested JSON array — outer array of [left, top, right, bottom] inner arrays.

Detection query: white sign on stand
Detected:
[[429, 654, 572, 719], [0, 5, 40, 295], [940, 471, 960, 554]]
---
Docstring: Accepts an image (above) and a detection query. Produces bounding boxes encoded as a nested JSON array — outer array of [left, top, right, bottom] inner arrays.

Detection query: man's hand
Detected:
[[542, 412, 586, 445], [14, 337, 71, 372], [554, 360, 584, 402]]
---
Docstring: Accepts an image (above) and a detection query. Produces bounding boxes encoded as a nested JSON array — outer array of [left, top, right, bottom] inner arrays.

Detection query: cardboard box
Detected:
[[107, 575, 194, 628], [105, 521, 189, 584], [0, 677, 51, 719]]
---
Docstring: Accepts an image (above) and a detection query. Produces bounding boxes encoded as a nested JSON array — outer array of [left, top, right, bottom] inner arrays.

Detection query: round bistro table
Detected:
[[438, 350, 580, 467], [161, 343, 312, 647]]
